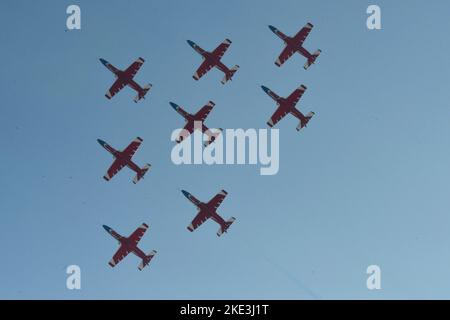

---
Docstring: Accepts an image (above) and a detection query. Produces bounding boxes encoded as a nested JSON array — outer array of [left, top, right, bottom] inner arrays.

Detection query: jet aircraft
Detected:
[[170, 100, 222, 146], [268, 23, 321, 69], [99, 57, 152, 103], [261, 85, 314, 131], [187, 39, 239, 84], [97, 137, 151, 184], [182, 189, 236, 237], [103, 223, 157, 270]]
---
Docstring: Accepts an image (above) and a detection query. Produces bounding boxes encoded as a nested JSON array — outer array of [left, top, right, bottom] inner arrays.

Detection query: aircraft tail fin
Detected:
[[138, 250, 157, 271], [221, 65, 239, 84], [133, 163, 151, 184], [303, 49, 321, 70], [217, 217, 236, 237], [296, 111, 315, 131], [134, 83, 152, 103]]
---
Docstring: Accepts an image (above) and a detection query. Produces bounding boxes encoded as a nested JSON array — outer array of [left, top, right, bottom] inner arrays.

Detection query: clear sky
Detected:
[[1, 0, 450, 299]]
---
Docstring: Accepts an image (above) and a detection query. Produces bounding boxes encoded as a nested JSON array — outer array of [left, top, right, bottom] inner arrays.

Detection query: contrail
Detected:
[[244, 238, 322, 299], [262, 256, 322, 300]]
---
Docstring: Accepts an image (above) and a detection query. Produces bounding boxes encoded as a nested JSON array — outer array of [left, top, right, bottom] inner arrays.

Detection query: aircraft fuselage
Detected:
[[97, 139, 141, 174], [284, 37, 313, 60], [104, 226, 146, 260]]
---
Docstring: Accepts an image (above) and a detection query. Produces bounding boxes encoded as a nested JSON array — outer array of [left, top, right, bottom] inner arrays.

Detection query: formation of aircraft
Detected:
[[170, 100, 222, 146], [268, 22, 321, 69], [97, 137, 151, 184], [97, 22, 321, 270], [261, 84, 314, 131], [103, 223, 157, 270], [182, 189, 236, 237], [187, 39, 240, 84], [100, 57, 152, 103]]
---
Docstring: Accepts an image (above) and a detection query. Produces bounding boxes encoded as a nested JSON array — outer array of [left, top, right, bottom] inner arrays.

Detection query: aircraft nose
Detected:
[[103, 225, 111, 233], [181, 190, 190, 199], [268, 25, 277, 33], [187, 40, 196, 48], [169, 102, 179, 110], [97, 139, 106, 147], [261, 85, 269, 93], [99, 58, 108, 66]]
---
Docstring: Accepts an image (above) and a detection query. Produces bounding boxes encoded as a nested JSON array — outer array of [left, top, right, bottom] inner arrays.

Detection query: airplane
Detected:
[[103, 223, 157, 271], [181, 189, 236, 237], [268, 22, 321, 69], [187, 39, 239, 84], [99, 57, 152, 103], [170, 100, 222, 147], [261, 84, 315, 131], [97, 137, 151, 184]]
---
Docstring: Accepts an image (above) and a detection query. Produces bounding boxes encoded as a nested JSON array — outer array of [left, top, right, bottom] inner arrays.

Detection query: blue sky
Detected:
[[2, 0, 450, 299]]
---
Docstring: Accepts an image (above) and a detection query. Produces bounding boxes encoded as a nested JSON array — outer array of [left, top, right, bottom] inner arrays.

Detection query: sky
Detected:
[[1, 0, 450, 299]]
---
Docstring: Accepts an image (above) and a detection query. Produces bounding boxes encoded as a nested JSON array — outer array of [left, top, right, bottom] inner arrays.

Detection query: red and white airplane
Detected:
[[182, 189, 236, 237], [269, 23, 321, 69], [97, 137, 151, 184], [187, 39, 239, 84], [170, 101, 222, 146], [261, 85, 314, 131], [103, 223, 157, 271], [99, 57, 152, 103]]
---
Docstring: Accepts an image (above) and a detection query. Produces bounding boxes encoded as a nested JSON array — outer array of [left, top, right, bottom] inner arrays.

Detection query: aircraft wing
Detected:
[[193, 60, 214, 80], [294, 22, 314, 46], [105, 78, 127, 99], [108, 245, 131, 267], [194, 101, 215, 121], [275, 46, 297, 67], [104, 158, 127, 181], [207, 190, 228, 210], [122, 137, 143, 159], [267, 105, 290, 128], [212, 39, 232, 60], [128, 223, 149, 246], [123, 57, 145, 79], [287, 85, 307, 106], [176, 121, 195, 142], [187, 210, 210, 232]]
